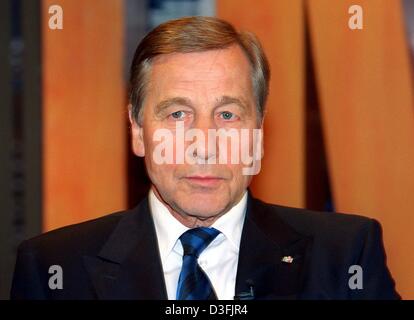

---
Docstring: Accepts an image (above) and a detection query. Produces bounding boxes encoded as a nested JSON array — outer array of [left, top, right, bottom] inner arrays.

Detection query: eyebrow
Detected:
[[215, 95, 249, 111], [154, 97, 193, 114], [154, 95, 249, 114]]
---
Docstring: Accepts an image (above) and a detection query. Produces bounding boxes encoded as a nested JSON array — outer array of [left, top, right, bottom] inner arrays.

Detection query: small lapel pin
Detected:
[[281, 255, 294, 264]]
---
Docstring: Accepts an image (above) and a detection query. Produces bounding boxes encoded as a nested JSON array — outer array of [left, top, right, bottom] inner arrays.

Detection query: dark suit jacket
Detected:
[[10, 195, 400, 299]]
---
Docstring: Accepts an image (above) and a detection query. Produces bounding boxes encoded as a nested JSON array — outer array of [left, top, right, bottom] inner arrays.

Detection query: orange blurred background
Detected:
[[2, 0, 413, 299]]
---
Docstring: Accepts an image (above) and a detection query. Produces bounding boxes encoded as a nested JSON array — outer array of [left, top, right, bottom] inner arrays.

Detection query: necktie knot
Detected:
[[179, 227, 220, 258]]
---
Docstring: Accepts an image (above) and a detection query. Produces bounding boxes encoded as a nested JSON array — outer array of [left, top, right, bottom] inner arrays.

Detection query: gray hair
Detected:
[[129, 16, 270, 124]]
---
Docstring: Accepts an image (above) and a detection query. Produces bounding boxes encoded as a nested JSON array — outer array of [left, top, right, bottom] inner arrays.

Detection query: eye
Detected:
[[170, 110, 186, 119], [219, 111, 237, 121]]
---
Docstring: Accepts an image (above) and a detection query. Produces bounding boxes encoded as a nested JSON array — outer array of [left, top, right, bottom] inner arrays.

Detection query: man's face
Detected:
[[130, 45, 261, 222]]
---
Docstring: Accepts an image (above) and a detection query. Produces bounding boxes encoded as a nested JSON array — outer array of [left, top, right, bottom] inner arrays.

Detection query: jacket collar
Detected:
[[84, 193, 312, 300], [83, 198, 168, 299], [234, 194, 313, 300]]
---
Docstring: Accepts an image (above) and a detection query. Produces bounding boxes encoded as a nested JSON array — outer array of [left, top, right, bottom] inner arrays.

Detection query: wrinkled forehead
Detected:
[[146, 45, 254, 103]]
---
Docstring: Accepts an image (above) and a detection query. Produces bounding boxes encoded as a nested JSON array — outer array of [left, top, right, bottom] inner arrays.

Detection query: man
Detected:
[[11, 16, 399, 300]]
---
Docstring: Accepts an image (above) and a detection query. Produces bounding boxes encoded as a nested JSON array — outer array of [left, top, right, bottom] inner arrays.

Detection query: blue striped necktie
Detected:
[[176, 227, 220, 300]]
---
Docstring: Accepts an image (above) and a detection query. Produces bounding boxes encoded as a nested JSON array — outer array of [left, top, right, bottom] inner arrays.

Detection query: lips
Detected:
[[184, 176, 224, 187]]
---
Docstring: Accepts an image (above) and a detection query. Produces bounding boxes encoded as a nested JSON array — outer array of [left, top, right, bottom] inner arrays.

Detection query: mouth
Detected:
[[184, 176, 225, 187]]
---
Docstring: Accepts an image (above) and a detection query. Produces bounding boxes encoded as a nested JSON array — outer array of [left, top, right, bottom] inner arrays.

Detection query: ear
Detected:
[[128, 104, 145, 157]]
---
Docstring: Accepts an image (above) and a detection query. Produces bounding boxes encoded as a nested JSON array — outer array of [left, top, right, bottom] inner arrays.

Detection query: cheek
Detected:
[[226, 163, 249, 184], [145, 161, 177, 186], [218, 132, 258, 167]]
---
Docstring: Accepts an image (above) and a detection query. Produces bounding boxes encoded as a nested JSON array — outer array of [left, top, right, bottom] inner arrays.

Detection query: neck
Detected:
[[151, 186, 226, 228]]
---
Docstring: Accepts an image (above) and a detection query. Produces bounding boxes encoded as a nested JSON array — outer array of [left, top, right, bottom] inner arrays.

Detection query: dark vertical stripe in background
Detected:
[[304, 8, 334, 212], [0, 0, 42, 299], [0, 0, 14, 301], [21, 0, 42, 242]]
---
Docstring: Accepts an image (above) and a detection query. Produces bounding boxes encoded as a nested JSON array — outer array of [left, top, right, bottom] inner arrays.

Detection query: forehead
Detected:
[[146, 45, 253, 99]]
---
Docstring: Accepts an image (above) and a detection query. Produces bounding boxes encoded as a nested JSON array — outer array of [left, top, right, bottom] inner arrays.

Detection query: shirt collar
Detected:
[[149, 189, 248, 262], [211, 192, 247, 251], [149, 189, 188, 265]]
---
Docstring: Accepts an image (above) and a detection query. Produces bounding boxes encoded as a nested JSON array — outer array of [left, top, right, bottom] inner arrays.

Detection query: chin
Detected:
[[176, 195, 229, 217]]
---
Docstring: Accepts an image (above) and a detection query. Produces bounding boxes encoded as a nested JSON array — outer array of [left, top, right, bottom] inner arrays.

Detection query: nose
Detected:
[[187, 116, 217, 163]]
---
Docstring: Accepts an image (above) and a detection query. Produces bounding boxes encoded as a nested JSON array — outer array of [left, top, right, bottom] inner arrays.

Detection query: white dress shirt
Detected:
[[149, 189, 247, 300]]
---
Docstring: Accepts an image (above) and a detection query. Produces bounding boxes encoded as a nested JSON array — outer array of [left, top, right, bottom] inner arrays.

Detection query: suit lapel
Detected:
[[235, 195, 313, 300], [83, 198, 168, 299], [83, 194, 312, 300]]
